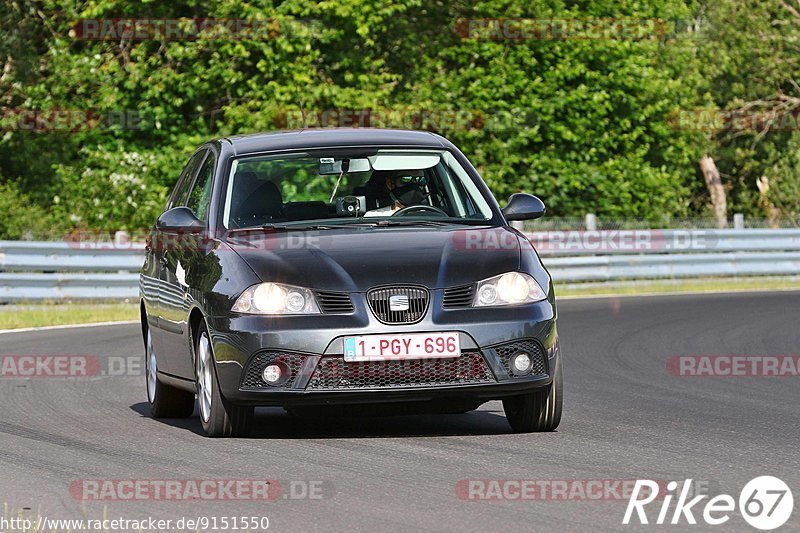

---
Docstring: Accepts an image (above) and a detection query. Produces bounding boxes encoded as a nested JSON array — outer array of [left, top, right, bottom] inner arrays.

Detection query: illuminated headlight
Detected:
[[473, 272, 546, 307], [232, 283, 321, 315]]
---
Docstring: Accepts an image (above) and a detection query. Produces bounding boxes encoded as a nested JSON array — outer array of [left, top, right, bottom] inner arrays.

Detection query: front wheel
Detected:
[[502, 356, 562, 432], [144, 325, 194, 418], [195, 323, 253, 437]]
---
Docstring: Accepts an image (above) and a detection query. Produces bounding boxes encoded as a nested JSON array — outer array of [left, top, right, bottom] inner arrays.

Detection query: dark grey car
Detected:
[[140, 128, 562, 437]]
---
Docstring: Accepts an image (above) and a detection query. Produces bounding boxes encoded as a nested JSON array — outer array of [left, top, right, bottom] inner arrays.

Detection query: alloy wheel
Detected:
[[146, 329, 158, 404], [197, 332, 213, 422]]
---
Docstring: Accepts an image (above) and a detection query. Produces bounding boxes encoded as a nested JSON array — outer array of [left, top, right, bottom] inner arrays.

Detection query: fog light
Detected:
[[512, 352, 532, 375], [262, 364, 283, 384]]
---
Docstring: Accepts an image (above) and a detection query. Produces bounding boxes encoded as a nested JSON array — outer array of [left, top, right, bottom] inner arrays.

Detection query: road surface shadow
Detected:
[[129, 401, 523, 438]]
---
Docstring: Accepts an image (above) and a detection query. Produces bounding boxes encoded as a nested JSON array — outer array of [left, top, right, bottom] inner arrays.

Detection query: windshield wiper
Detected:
[[374, 219, 455, 227], [261, 222, 384, 231], [221, 223, 320, 232], [261, 223, 342, 231]]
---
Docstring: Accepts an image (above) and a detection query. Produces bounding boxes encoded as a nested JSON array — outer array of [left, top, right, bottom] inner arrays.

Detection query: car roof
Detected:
[[221, 128, 450, 156]]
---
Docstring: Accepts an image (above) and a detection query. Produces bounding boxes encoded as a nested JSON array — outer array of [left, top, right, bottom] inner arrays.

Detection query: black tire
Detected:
[[195, 322, 253, 437], [502, 356, 562, 432], [144, 322, 194, 418]]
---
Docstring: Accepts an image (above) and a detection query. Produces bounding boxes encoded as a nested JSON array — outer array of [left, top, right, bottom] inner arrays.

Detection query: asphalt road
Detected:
[[0, 291, 798, 532]]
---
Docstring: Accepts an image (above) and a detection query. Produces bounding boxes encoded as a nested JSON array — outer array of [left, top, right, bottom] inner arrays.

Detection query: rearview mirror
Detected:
[[502, 193, 546, 221], [319, 158, 343, 175], [319, 158, 372, 175], [156, 207, 204, 233]]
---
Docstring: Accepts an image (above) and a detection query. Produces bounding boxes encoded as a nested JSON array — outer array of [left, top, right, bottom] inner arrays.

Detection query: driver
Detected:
[[363, 171, 428, 217]]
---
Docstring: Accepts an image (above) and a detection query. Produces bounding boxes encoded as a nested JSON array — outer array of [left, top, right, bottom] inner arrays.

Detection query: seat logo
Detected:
[[389, 295, 410, 311]]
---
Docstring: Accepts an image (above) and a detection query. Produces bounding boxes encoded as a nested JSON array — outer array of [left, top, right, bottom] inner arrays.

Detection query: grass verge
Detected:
[[557, 276, 800, 298], [0, 303, 138, 330]]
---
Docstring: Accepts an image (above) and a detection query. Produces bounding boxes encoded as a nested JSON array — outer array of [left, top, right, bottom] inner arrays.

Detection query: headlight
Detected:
[[232, 283, 321, 315], [473, 272, 546, 307]]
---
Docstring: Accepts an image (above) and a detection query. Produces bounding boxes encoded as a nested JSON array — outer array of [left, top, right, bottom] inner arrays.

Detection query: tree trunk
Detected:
[[700, 156, 727, 229]]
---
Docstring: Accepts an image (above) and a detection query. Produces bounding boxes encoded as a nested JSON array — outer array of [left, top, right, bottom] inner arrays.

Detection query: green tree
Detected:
[[6, 0, 793, 236]]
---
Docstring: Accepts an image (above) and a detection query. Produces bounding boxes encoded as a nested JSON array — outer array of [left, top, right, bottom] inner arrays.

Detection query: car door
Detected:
[[141, 228, 163, 348], [150, 148, 208, 374], [159, 149, 217, 379]]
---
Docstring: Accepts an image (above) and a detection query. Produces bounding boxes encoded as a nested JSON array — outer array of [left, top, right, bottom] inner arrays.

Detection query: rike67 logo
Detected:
[[624, 477, 793, 530]]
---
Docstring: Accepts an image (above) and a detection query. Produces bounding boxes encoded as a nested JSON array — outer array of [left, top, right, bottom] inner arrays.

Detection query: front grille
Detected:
[[494, 340, 547, 377], [367, 286, 429, 324], [306, 353, 495, 390], [442, 284, 474, 308], [316, 291, 355, 314], [241, 352, 306, 389]]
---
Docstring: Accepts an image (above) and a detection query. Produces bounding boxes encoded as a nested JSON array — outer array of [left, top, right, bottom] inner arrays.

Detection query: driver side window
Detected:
[[169, 149, 207, 209], [187, 153, 216, 221]]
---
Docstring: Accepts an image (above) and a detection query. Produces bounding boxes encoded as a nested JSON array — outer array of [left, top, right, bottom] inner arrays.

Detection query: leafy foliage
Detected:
[[0, 0, 798, 238]]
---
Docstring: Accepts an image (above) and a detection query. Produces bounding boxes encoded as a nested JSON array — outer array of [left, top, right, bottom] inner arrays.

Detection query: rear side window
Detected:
[[187, 153, 216, 221], [169, 149, 207, 209]]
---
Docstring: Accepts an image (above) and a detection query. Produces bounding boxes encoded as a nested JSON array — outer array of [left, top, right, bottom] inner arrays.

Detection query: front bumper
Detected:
[[207, 295, 559, 407]]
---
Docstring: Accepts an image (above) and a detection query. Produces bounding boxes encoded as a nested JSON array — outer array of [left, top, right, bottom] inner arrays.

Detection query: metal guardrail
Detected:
[[0, 241, 145, 272], [524, 228, 800, 283], [0, 230, 799, 300], [0, 241, 144, 300], [526, 229, 800, 257], [543, 252, 800, 282], [0, 273, 140, 300]]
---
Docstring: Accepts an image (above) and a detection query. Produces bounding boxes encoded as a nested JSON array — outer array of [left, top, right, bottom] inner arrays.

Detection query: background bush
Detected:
[[1, 0, 799, 238]]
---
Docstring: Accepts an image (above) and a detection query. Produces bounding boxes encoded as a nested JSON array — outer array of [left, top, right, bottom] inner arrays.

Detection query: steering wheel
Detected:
[[392, 205, 449, 217]]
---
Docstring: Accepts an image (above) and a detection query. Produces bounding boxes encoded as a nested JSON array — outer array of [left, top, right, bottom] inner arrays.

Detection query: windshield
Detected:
[[222, 149, 494, 229]]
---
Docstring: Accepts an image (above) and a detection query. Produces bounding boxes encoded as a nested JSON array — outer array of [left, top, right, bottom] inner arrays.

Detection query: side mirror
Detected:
[[156, 207, 204, 233], [502, 193, 546, 221]]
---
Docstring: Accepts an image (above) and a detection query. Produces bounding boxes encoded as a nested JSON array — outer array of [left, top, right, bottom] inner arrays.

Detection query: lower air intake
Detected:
[[306, 353, 495, 390]]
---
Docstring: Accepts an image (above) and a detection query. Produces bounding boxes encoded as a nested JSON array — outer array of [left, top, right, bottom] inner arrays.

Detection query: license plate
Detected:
[[343, 332, 461, 362]]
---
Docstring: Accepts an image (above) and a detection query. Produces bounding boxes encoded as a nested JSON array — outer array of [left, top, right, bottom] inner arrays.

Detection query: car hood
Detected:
[[225, 226, 521, 292]]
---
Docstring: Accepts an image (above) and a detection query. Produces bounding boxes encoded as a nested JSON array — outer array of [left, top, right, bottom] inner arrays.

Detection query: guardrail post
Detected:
[[585, 213, 597, 231], [733, 213, 744, 229], [114, 231, 129, 249]]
